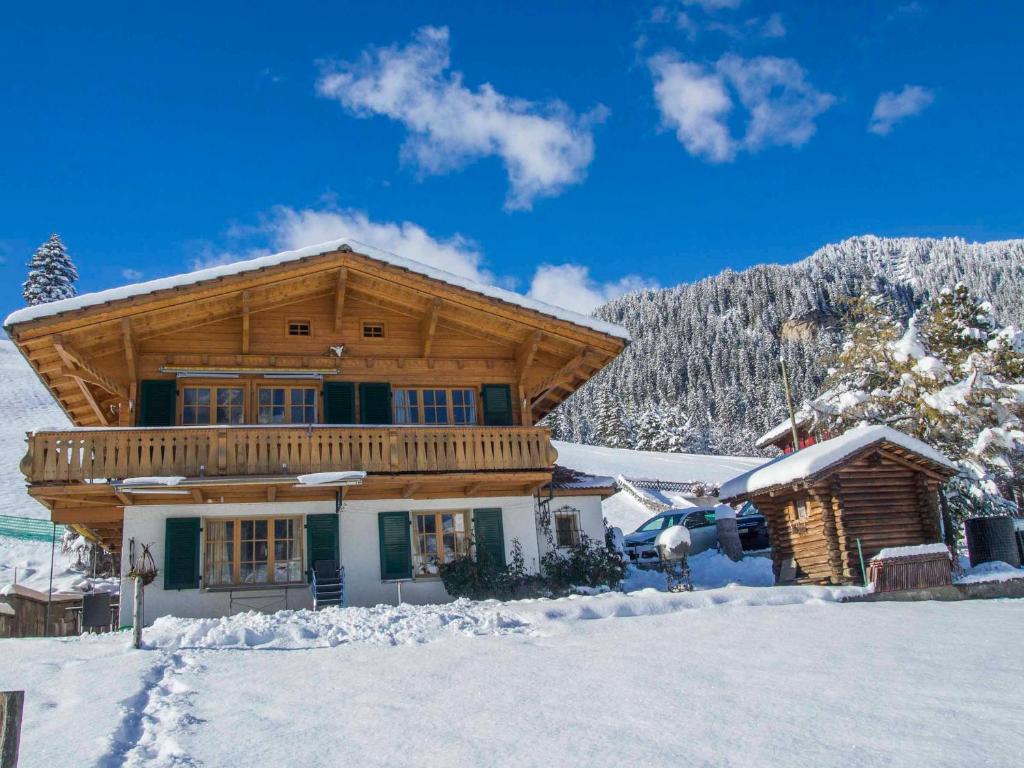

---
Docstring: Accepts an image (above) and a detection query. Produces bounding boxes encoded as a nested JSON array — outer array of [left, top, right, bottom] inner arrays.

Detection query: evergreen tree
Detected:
[[23, 234, 78, 305], [920, 283, 993, 371]]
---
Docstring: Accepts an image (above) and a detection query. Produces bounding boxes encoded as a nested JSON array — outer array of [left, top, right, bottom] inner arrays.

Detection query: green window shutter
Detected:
[[473, 508, 506, 568], [164, 517, 201, 590], [305, 514, 340, 581], [139, 380, 177, 426], [481, 384, 513, 426], [378, 511, 411, 580], [359, 382, 392, 425], [323, 382, 355, 424]]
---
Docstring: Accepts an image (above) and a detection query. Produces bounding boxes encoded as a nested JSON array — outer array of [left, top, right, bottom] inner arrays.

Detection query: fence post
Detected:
[[0, 690, 24, 768]]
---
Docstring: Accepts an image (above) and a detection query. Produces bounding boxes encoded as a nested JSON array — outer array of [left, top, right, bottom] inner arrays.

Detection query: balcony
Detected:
[[22, 425, 557, 485]]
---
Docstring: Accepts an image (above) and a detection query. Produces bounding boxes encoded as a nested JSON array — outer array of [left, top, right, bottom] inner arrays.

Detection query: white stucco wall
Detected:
[[119, 494, 546, 624]]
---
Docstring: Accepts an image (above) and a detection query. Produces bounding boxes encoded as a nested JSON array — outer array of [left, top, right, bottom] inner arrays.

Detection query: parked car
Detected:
[[736, 502, 770, 551], [624, 508, 719, 564]]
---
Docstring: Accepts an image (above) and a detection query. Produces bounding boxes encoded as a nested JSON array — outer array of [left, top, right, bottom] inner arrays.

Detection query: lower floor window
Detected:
[[412, 510, 469, 577], [554, 507, 581, 548], [203, 516, 303, 586]]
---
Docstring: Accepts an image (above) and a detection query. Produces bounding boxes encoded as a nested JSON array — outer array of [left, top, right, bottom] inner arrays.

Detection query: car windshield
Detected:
[[636, 516, 666, 533], [737, 503, 759, 517]]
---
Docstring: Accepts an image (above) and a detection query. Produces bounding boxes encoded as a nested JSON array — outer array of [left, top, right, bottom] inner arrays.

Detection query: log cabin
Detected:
[[719, 425, 957, 585], [3, 239, 628, 620]]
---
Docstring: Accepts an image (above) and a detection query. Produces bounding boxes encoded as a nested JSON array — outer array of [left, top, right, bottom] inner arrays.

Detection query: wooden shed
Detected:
[[719, 425, 958, 585]]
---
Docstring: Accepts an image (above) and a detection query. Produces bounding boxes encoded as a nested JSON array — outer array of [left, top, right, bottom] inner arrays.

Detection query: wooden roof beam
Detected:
[[121, 318, 137, 381], [529, 347, 600, 405], [515, 331, 542, 385], [52, 335, 128, 400], [420, 298, 442, 358], [241, 291, 252, 354], [71, 376, 109, 426], [334, 267, 348, 331]]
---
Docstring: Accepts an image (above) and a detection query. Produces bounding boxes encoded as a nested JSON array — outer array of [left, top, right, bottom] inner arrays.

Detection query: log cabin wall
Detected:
[[831, 452, 943, 576], [753, 492, 838, 584]]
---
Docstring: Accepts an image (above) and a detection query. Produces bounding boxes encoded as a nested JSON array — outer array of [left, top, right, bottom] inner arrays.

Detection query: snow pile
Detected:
[[5, 237, 630, 340], [122, 476, 185, 486], [654, 524, 690, 555], [872, 543, 950, 561], [956, 560, 1024, 584], [145, 599, 530, 651], [295, 470, 367, 485], [720, 424, 956, 499]]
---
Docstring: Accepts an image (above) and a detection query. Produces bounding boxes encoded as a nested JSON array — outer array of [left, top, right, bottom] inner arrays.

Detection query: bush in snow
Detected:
[[439, 538, 544, 601], [539, 532, 627, 595], [23, 233, 78, 305]]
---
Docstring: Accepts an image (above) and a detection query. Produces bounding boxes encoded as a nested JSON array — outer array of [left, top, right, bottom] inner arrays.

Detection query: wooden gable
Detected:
[[5, 246, 626, 427]]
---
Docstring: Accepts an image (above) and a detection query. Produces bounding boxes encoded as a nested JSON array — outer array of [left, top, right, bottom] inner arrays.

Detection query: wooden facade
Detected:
[[724, 440, 956, 585], [5, 243, 627, 553]]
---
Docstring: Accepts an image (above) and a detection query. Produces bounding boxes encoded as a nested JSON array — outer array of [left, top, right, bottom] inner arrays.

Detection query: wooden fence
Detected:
[[23, 425, 556, 483]]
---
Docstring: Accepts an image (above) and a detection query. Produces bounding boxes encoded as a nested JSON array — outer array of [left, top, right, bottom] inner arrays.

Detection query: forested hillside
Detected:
[[546, 236, 1024, 455]]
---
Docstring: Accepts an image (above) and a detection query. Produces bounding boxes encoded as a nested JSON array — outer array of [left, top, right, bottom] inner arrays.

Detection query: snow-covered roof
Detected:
[[552, 441, 765, 487], [719, 425, 957, 500], [754, 414, 810, 448], [3, 238, 630, 341]]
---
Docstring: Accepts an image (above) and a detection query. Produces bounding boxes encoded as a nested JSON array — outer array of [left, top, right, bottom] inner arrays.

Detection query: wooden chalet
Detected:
[[720, 425, 957, 585], [4, 239, 628, 615]]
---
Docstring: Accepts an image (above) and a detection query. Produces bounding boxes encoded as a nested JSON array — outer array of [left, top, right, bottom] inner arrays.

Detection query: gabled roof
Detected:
[[719, 425, 957, 501], [4, 238, 630, 341]]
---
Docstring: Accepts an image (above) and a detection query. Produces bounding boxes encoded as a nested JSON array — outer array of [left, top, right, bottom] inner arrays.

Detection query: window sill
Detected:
[[203, 582, 306, 593]]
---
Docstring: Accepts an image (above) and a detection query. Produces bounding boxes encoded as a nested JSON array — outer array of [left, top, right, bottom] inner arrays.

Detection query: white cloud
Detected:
[[649, 52, 833, 162], [649, 55, 735, 162], [262, 206, 494, 286], [758, 13, 787, 39], [316, 26, 604, 211], [121, 268, 143, 281], [528, 263, 658, 315], [869, 85, 934, 135]]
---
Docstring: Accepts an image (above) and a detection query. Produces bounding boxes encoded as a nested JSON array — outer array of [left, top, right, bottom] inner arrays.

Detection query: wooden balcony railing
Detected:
[[22, 426, 557, 484]]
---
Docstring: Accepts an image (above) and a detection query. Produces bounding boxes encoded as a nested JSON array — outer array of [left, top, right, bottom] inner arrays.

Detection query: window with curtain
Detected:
[[202, 516, 303, 587], [258, 387, 317, 424], [392, 388, 477, 425], [181, 386, 244, 425], [412, 510, 469, 577]]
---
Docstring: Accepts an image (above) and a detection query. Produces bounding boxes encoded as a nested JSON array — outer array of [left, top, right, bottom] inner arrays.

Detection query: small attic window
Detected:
[[287, 320, 311, 337], [362, 322, 385, 338]]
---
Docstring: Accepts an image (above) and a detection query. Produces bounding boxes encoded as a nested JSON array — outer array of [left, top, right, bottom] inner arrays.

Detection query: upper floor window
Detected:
[[181, 386, 244, 425], [392, 388, 477, 425], [287, 319, 311, 336], [258, 387, 317, 424], [362, 321, 385, 338]]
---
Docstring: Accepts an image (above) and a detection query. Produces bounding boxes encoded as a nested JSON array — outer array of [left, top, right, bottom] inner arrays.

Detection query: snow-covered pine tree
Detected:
[[23, 233, 78, 305], [920, 283, 994, 372]]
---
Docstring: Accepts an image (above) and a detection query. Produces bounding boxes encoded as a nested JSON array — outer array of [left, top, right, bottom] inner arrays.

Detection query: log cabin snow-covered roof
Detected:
[[719, 425, 957, 501], [3, 237, 630, 341]]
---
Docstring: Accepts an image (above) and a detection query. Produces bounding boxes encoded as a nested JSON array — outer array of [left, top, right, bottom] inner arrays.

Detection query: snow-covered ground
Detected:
[[2, 588, 1022, 767]]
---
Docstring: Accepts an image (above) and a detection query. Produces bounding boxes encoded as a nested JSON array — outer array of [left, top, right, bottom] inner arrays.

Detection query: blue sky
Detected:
[[1, 1, 1021, 317]]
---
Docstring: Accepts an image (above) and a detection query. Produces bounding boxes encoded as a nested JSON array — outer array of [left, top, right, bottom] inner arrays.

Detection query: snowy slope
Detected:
[[0, 339, 70, 519], [0, 339, 81, 591]]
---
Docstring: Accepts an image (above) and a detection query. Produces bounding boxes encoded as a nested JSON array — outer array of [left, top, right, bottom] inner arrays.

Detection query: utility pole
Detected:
[[779, 356, 801, 451]]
